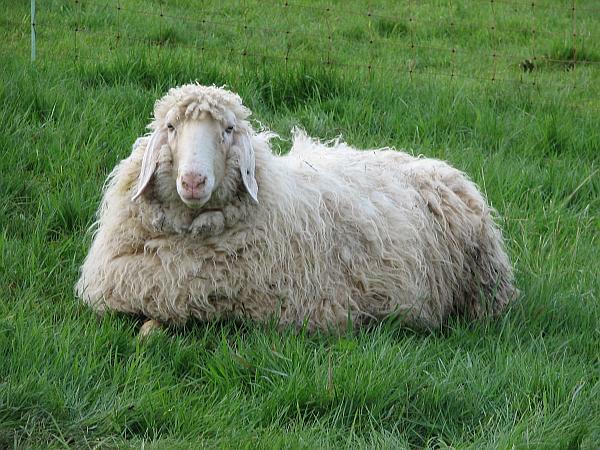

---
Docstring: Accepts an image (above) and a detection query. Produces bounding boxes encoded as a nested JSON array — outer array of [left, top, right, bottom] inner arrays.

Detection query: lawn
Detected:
[[1, 0, 599, 448]]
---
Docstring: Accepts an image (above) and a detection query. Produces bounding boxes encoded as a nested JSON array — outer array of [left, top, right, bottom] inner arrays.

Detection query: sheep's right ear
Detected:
[[238, 132, 258, 204], [131, 128, 167, 201]]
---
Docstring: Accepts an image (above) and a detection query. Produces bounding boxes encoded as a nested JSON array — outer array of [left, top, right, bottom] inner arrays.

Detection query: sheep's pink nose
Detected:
[[180, 173, 206, 198]]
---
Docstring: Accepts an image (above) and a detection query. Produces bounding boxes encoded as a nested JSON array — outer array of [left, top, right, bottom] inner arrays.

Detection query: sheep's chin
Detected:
[[180, 196, 211, 209]]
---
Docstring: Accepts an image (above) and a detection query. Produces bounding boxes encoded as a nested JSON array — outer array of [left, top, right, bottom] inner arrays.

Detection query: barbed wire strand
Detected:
[[115, 0, 121, 49], [108, 3, 600, 67], [158, 0, 164, 53], [74, 0, 80, 62], [572, 0, 578, 88], [283, 0, 600, 18], [19, 19, 600, 74], [449, 0, 456, 83], [21, 19, 600, 113], [253, 0, 600, 41], [283, 1, 291, 72], [17, 1, 600, 112], [366, 1, 374, 78], [57, 0, 600, 44], [21, 4, 600, 69], [42, 0, 593, 66], [530, 2, 538, 87], [408, 0, 415, 82], [240, 0, 250, 70], [491, 0, 498, 83]]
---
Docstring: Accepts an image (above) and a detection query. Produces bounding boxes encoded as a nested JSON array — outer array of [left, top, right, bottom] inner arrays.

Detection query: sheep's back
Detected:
[[284, 134, 516, 326]]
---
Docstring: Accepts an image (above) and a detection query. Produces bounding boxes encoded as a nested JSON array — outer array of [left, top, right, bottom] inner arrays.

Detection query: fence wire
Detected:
[[25, 0, 600, 101]]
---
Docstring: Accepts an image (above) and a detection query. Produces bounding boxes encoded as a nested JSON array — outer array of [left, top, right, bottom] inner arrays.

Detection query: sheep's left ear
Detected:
[[131, 127, 166, 201], [238, 132, 258, 203]]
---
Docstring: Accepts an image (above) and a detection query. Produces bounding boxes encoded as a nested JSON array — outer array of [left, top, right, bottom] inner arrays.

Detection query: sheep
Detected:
[[75, 83, 517, 333]]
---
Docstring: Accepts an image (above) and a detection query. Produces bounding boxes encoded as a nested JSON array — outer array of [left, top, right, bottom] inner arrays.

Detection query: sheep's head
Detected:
[[132, 84, 258, 208]]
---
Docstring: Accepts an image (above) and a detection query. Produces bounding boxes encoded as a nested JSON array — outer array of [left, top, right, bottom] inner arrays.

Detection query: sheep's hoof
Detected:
[[138, 319, 163, 339]]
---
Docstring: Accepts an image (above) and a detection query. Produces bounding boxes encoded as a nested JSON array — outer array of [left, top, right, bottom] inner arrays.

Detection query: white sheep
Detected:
[[76, 83, 517, 332]]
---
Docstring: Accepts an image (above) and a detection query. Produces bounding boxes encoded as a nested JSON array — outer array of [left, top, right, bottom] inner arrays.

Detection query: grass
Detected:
[[1, 0, 599, 448]]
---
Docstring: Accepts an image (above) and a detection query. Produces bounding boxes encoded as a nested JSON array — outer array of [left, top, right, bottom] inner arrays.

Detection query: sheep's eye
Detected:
[[225, 126, 234, 134], [167, 123, 175, 131]]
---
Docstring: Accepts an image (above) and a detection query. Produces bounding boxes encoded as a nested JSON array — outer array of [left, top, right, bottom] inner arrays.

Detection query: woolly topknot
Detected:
[[150, 83, 251, 130]]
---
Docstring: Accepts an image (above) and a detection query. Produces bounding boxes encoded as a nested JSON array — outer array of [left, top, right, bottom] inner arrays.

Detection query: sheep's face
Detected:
[[132, 85, 258, 207], [167, 111, 232, 208]]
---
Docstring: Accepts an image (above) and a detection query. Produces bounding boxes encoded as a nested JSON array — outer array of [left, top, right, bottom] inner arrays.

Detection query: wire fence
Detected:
[[26, 0, 600, 96]]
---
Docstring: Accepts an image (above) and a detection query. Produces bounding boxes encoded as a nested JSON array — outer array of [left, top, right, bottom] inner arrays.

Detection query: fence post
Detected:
[[31, 0, 36, 62]]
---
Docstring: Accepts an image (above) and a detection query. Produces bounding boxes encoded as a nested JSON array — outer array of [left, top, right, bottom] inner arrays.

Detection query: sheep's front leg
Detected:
[[142, 202, 189, 234], [189, 210, 225, 236]]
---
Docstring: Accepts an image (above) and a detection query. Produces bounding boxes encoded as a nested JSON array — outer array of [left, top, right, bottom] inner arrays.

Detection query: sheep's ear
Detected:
[[131, 128, 166, 201], [238, 132, 258, 203]]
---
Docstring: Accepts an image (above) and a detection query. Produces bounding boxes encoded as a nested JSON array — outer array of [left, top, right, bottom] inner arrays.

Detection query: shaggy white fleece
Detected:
[[76, 84, 517, 331]]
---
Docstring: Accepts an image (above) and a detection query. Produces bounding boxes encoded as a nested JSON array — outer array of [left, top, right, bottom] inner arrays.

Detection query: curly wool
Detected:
[[76, 84, 517, 331]]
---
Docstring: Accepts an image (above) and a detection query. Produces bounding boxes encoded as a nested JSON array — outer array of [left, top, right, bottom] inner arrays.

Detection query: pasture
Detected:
[[1, 0, 598, 447]]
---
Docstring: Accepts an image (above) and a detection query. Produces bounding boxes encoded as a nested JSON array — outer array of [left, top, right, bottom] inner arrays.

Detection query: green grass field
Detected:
[[1, 0, 599, 448]]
